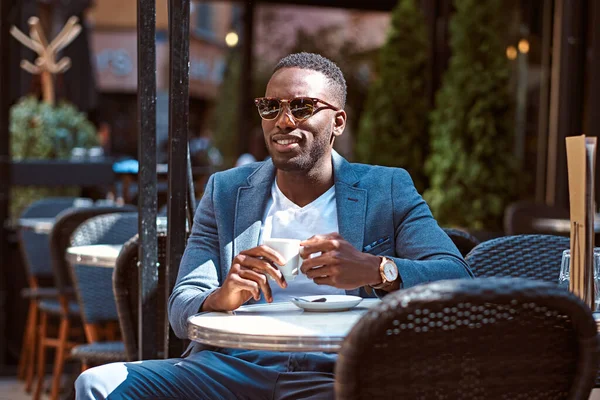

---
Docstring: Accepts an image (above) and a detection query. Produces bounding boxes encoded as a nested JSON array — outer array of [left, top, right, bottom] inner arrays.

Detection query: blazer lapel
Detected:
[[332, 151, 367, 297], [336, 183, 367, 251], [233, 162, 275, 258], [333, 151, 366, 251]]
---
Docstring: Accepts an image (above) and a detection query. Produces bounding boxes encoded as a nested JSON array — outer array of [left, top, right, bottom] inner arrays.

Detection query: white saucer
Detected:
[[290, 295, 363, 312]]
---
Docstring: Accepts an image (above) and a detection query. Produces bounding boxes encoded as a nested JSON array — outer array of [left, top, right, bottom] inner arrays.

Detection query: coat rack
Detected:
[[10, 16, 82, 105]]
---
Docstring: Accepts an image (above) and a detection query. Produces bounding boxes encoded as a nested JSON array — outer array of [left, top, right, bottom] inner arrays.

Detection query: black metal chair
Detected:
[[67, 213, 140, 370], [335, 278, 598, 400], [113, 230, 187, 361], [441, 227, 480, 257], [464, 234, 569, 283], [34, 204, 135, 400], [16, 197, 91, 391], [503, 200, 570, 235]]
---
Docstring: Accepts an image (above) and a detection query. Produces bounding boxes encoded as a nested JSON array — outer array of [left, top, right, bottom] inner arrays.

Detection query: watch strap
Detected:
[[370, 256, 395, 289]]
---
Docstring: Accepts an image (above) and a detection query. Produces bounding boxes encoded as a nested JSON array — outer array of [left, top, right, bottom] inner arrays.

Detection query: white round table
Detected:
[[532, 217, 600, 234], [187, 298, 380, 352], [18, 218, 55, 234], [66, 244, 123, 268]]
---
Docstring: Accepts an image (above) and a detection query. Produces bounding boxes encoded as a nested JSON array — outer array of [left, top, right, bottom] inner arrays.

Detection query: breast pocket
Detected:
[[363, 235, 393, 255]]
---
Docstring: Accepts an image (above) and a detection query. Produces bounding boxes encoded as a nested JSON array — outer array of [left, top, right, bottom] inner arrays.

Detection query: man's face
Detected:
[[261, 67, 343, 172]]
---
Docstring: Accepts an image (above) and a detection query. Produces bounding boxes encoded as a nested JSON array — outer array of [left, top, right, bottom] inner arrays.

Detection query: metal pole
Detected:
[[514, 25, 529, 167], [237, 1, 255, 156], [166, 0, 190, 358], [535, 0, 553, 203], [587, 1, 600, 205], [545, 0, 587, 208], [137, 0, 159, 360], [0, 0, 14, 372], [187, 144, 196, 229]]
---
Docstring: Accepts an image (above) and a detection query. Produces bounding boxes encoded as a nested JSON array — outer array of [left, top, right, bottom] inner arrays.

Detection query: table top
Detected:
[[18, 218, 55, 234], [187, 298, 380, 352], [19, 215, 168, 236], [532, 217, 600, 234], [66, 244, 124, 268]]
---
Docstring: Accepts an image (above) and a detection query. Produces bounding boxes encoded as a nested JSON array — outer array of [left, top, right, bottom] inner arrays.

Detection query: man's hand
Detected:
[[300, 233, 381, 289], [202, 245, 288, 312]]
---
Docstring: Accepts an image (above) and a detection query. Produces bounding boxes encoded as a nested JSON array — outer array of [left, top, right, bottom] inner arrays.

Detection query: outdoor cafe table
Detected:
[[66, 244, 123, 268], [20, 214, 167, 239], [187, 298, 381, 352], [532, 216, 600, 234]]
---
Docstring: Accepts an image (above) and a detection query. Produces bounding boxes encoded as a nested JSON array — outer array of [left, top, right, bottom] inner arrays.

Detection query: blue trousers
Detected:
[[75, 348, 337, 399]]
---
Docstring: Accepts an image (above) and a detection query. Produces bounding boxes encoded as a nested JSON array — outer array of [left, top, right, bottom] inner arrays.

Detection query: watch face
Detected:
[[383, 261, 398, 281]]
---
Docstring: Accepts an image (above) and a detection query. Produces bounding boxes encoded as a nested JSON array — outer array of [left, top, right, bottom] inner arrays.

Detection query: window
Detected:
[[194, 2, 214, 39]]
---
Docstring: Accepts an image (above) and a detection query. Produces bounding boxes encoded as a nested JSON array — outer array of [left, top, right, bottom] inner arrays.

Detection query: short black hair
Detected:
[[273, 52, 347, 108]]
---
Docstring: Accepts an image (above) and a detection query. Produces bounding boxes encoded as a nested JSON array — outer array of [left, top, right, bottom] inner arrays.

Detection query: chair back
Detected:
[[49, 205, 136, 294], [113, 230, 171, 361], [504, 200, 570, 235], [465, 234, 569, 282], [442, 227, 480, 257], [68, 213, 139, 328], [335, 278, 598, 400], [19, 197, 92, 219], [18, 197, 91, 280]]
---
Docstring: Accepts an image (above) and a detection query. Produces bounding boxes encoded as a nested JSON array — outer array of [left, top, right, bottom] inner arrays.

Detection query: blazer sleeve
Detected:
[[168, 174, 221, 338], [386, 169, 474, 290]]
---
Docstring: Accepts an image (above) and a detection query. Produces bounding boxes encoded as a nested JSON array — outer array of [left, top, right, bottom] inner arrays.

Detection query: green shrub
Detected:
[[10, 96, 98, 159], [355, 0, 429, 192], [423, 0, 518, 231], [9, 96, 98, 219]]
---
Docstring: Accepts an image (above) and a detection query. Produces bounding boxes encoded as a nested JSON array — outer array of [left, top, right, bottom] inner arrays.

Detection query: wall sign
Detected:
[[92, 30, 225, 98]]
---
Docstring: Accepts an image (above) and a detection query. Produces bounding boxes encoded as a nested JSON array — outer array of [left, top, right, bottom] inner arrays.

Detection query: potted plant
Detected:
[[9, 16, 100, 220], [9, 96, 98, 219], [10, 96, 97, 160]]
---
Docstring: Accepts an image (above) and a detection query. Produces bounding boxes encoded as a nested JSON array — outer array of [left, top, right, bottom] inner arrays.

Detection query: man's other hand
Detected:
[[202, 245, 288, 312], [300, 233, 381, 289]]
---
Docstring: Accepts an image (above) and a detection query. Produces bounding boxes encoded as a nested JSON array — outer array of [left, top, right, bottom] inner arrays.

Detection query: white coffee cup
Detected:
[[263, 238, 302, 281]]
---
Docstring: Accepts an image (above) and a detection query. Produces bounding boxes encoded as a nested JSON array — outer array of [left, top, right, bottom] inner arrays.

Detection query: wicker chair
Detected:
[[335, 278, 598, 400], [464, 234, 569, 283], [16, 197, 90, 391], [504, 200, 570, 235], [113, 235, 141, 361], [67, 213, 140, 370], [442, 227, 480, 257], [113, 230, 187, 361], [34, 204, 135, 400]]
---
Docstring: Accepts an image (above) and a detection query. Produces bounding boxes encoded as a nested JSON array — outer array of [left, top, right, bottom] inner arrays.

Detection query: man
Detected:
[[76, 52, 472, 399]]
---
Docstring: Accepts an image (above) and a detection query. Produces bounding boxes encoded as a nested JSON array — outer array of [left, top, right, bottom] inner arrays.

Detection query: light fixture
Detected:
[[518, 39, 530, 54], [225, 32, 239, 47], [506, 45, 518, 60]]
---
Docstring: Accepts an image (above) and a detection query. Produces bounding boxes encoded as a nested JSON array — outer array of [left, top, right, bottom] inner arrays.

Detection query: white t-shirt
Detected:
[[259, 180, 346, 302]]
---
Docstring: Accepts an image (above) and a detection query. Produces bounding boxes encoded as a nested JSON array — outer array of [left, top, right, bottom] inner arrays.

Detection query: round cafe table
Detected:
[[65, 217, 167, 268], [66, 244, 123, 268], [532, 217, 600, 234], [187, 298, 380, 352]]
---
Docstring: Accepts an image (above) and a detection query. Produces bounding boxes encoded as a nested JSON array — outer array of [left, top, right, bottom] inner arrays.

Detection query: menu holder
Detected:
[[566, 135, 597, 310], [594, 312, 600, 331]]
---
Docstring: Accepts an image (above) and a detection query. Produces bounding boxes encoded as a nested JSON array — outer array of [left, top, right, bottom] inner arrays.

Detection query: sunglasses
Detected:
[[254, 97, 340, 121]]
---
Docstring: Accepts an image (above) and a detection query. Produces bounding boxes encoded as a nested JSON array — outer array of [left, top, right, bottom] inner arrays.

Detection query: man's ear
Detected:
[[332, 110, 347, 138]]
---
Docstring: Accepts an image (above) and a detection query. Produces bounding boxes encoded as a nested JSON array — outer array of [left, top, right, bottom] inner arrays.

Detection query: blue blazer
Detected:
[[169, 151, 473, 340]]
